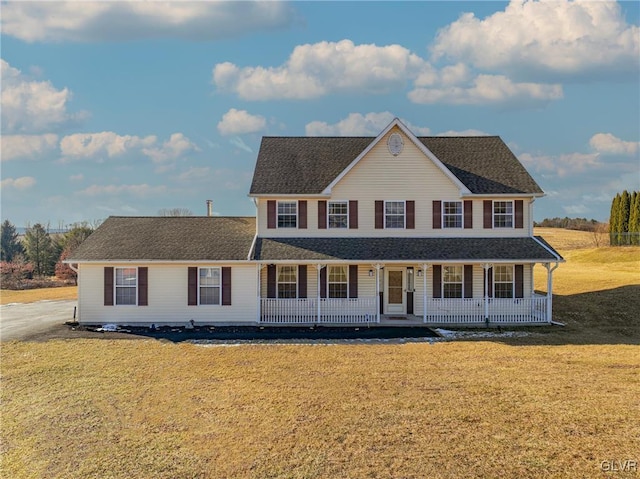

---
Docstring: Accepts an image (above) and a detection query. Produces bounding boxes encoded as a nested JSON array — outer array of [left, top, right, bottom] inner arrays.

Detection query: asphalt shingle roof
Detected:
[[253, 237, 562, 262], [250, 136, 543, 195], [68, 216, 256, 261]]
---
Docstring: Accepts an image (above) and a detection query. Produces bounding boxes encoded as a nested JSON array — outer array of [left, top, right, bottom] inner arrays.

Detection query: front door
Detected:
[[385, 268, 405, 314]]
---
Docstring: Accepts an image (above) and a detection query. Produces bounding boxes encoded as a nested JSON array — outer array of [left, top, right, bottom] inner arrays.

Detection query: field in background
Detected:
[[1, 228, 639, 478], [0, 286, 77, 305]]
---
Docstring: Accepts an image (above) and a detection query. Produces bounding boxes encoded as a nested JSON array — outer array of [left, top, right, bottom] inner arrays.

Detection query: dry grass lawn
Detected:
[[1, 229, 639, 478], [0, 286, 77, 305]]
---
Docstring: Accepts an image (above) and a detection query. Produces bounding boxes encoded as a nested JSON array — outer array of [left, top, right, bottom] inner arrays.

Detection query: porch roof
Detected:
[[253, 236, 563, 262]]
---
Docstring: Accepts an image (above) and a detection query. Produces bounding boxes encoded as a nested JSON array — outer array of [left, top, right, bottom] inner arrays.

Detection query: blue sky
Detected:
[[1, 1, 639, 228]]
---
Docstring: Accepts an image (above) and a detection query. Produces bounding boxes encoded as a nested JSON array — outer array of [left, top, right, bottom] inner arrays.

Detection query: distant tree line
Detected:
[[1, 220, 97, 289], [609, 190, 640, 246], [534, 217, 603, 231]]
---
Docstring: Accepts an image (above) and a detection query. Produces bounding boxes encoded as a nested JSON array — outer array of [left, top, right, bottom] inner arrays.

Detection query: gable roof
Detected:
[[250, 124, 543, 196], [253, 237, 563, 262], [68, 216, 256, 262]]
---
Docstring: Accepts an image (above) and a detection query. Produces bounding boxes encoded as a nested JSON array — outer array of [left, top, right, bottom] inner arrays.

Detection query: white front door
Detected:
[[385, 268, 405, 314]]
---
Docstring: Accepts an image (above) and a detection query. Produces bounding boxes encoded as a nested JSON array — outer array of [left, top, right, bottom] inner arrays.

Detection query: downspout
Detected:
[[546, 262, 559, 323]]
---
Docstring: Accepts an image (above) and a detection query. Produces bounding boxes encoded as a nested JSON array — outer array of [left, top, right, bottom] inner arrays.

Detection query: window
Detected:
[[199, 267, 221, 305], [443, 201, 463, 228], [277, 201, 297, 228], [494, 201, 513, 228], [278, 265, 297, 298], [328, 265, 348, 298], [328, 201, 348, 228], [385, 201, 405, 228], [494, 265, 513, 298], [115, 267, 137, 305], [443, 265, 463, 298]]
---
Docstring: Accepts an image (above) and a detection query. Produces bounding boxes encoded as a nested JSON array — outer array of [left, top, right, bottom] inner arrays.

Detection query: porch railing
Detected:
[[425, 296, 548, 324], [260, 297, 377, 324]]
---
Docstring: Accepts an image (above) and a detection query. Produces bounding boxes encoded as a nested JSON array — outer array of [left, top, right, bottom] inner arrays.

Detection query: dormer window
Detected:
[[277, 201, 297, 228]]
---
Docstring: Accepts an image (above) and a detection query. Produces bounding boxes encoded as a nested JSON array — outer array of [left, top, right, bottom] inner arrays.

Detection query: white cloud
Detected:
[[78, 184, 167, 197], [1, 59, 85, 134], [1, 176, 36, 190], [589, 133, 639, 156], [229, 137, 253, 153], [217, 109, 266, 136], [142, 133, 199, 164], [520, 151, 601, 177], [60, 131, 156, 161], [213, 39, 428, 100], [563, 204, 589, 215], [409, 74, 563, 106], [1, 134, 58, 161], [437, 129, 489, 137], [1, 1, 295, 43], [305, 112, 431, 136], [69, 173, 84, 182], [431, 0, 640, 80], [176, 167, 211, 183]]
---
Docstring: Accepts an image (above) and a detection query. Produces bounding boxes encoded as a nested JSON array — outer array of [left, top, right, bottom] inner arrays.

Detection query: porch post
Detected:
[[483, 263, 492, 324], [545, 262, 559, 323], [256, 263, 261, 323], [374, 264, 382, 323], [421, 263, 430, 323], [315, 264, 324, 324]]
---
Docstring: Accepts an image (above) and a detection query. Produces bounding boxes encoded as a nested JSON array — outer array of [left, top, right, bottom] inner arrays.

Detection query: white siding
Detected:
[[78, 263, 257, 326], [256, 127, 532, 238]]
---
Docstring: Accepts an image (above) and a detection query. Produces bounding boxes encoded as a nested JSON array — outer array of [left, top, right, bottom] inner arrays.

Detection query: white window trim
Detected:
[[115, 267, 137, 306], [327, 265, 349, 299], [442, 200, 463, 229], [493, 264, 515, 298], [277, 265, 298, 299], [198, 267, 222, 306], [442, 265, 463, 299], [384, 200, 406, 229], [493, 200, 514, 229], [277, 200, 298, 229], [327, 200, 349, 229]]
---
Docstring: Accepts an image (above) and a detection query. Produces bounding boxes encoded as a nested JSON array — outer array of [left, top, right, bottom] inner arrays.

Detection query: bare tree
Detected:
[[158, 208, 194, 217], [592, 222, 609, 248]]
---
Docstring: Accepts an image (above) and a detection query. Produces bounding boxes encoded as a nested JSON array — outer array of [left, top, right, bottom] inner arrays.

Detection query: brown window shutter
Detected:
[[298, 265, 307, 299], [104, 267, 114, 306], [483, 200, 493, 229], [432, 201, 442, 229], [464, 265, 473, 299], [515, 200, 524, 229], [349, 265, 358, 298], [349, 200, 358, 229], [375, 200, 384, 229], [433, 265, 442, 299], [318, 200, 327, 229], [464, 200, 473, 229], [406, 200, 415, 229], [515, 265, 524, 298], [267, 200, 276, 229], [188, 267, 198, 305], [267, 264, 276, 298], [320, 267, 327, 298], [484, 267, 493, 298], [222, 267, 232, 305], [138, 267, 148, 306], [298, 200, 307, 229]]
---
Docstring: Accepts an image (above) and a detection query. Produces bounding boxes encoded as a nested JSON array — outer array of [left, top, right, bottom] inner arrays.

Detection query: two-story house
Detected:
[[68, 118, 563, 327]]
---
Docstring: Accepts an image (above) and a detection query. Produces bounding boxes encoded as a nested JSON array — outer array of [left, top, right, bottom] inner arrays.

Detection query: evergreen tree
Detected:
[[24, 223, 56, 276], [609, 193, 621, 245], [629, 191, 640, 245], [620, 190, 631, 234], [0, 220, 23, 262]]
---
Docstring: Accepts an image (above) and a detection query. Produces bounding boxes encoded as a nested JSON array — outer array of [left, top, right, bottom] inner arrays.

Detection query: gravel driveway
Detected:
[[0, 300, 77, 341]]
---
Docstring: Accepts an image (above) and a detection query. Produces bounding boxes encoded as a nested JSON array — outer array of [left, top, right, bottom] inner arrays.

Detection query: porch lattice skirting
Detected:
[[260, 295, 549, 324]]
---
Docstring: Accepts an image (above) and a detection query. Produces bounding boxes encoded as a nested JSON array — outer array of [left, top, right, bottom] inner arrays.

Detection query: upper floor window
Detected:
[[385, 201, 405, 228], [493, 201, 513, 228], [494, 265, 513, 298], [199, 267, 221, 305], [443, 265, 463, 298], [443, 201, 463, 228], [328, 201, 348, 229], [328, 265, 348, 298], [278, 265, 297, 298], [278, 201, 297, 228], [115, 267, 137, 305]]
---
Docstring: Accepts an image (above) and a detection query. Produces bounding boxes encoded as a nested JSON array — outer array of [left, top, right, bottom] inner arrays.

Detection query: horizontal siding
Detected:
[[78, 263, 257, 325], [256, 128, 532, 237]]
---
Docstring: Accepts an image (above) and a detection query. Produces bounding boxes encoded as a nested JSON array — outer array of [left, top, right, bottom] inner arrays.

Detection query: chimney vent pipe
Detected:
[[206, 200, 213, 217]]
